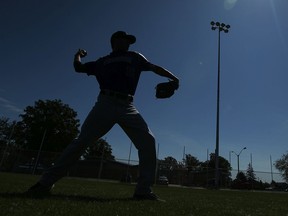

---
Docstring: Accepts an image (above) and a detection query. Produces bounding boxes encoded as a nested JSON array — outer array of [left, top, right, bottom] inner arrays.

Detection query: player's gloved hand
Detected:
[[75, 49, 88, 58], [155, 80, 179, 99]]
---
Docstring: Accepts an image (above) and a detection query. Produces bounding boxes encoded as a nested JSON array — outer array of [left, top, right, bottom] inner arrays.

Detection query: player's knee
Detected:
[[146, 132, 156, 147]]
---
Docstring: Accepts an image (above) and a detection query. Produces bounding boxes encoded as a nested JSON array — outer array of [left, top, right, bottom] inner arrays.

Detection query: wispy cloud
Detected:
[[0, 97, 23, 113]]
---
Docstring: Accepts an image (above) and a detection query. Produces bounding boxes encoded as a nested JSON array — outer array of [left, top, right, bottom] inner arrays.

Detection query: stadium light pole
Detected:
[[210, 21, 230, 188], [231, 147, 247, 174], [270, 155, 274, 182]]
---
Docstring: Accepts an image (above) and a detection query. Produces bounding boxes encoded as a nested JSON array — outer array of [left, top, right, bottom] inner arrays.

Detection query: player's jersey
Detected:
[[84, 51, 152, 95]]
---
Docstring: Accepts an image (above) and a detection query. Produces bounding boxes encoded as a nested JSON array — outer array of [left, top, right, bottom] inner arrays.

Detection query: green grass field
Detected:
[[0, 173, 288, 216]]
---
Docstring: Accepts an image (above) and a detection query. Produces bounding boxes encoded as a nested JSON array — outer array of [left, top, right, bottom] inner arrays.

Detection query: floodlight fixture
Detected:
[[210, 21, 231, 33]]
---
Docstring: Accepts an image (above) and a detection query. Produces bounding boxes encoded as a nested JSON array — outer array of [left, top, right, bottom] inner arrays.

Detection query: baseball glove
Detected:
[[155, 80, 179, 99]]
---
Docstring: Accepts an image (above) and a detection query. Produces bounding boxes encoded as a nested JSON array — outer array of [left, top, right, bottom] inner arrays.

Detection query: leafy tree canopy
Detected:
[[0, 117, 16, 148], [275, 152, 288, 182], [14, 99, 80, 152], [163, 156, 178, 166], [206, 153, 232, 172], [159, 156, 179, 170], [184, 154, 200, 170], [82, 138, 115, 161]]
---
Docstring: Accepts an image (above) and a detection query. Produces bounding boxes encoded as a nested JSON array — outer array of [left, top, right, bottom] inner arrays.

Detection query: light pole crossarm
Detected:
[[231, 147, 247, 174]]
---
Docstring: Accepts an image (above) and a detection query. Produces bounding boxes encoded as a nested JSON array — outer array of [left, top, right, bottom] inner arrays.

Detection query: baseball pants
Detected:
[[39, 94, 156, 195]]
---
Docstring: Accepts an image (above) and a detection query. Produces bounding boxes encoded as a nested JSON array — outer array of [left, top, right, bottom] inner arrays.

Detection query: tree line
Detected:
[[0, 99, 287, 184], [0, 99, 114, 165]]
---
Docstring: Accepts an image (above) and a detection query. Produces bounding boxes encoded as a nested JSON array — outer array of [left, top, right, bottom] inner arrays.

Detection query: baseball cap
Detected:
[[110, 31, 136, 44]]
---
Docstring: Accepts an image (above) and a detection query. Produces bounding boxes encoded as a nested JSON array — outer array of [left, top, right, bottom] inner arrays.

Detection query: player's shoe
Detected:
[[133, 192, 165, 202], [24, 182, 54, 198]]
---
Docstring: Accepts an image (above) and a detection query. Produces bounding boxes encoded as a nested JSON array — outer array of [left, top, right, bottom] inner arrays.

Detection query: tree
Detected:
[[159, 156, 179, 170], [14, 99, 80, 152], [275, 152, 288, 182], [0, 117, 17, 170], [236, 171, 247, 182], [246, 163, 256, 182], [184, 154, 200, 170], [206, 153, 232, 173], [204, 153, 232, 186], [0, 117, 15, 149], [82, 138, 115, 161], [163, 156, 178, 166]]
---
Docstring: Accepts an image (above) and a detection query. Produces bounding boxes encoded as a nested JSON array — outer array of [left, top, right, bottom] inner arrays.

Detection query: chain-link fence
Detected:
[[0, 148, 139, 182], [230, 169, 283, 184], [0, 148, 60, 175], [0, 148, 286, 188]]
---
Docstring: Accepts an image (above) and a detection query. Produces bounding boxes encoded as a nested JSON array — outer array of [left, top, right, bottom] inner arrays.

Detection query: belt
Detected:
[[100, 90, 133, 102]]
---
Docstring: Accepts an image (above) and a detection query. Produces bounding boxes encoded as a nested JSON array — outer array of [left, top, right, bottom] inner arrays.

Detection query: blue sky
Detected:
[[1, 0, 288, 181]]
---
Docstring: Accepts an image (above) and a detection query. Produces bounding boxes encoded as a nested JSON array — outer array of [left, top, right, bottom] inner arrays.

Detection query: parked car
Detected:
[[157, 176, 169, 185]]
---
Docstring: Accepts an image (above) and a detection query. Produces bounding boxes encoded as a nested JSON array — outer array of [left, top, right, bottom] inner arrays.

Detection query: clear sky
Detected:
[[1, 0, 288, 181]]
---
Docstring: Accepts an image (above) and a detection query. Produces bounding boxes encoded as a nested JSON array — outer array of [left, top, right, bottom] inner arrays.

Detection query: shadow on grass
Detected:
[[0, 192, 134, 203]]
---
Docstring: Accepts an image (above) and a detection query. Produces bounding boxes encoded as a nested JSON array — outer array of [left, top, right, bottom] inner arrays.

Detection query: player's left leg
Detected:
[[118, 103, 158, 200]]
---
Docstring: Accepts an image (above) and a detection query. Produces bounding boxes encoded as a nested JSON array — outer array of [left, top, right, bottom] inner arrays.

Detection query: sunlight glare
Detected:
[[269, 0, 287, 50], [224, 0, 238, 10]]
